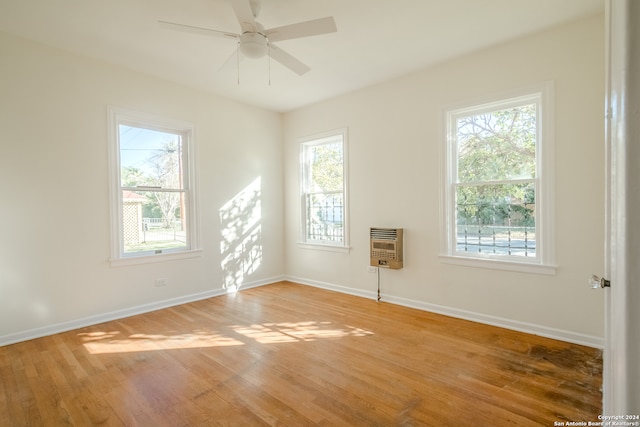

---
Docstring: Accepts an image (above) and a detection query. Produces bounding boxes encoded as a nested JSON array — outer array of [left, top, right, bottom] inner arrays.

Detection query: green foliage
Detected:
[[304, 141, 345, 242], [457, 183, 535, 228], [455, 104, 537, 228], [121, 166, 146, 187], [310, 142, 343, 192], [457, 104, 536, 183]]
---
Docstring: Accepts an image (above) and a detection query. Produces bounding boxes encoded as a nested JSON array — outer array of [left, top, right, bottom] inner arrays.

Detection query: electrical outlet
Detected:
[[368, 266, 378, 274], [155, 278, 168, 287]]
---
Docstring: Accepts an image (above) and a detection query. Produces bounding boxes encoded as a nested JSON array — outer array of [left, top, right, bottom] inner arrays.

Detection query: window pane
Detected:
[[119, 125, 184, 190], [456, 103, 536, 182], [306, 193, 344, 242], [455, 182, 535, 257], [309, 142, 343, 192], [122, 190, 187, 254]]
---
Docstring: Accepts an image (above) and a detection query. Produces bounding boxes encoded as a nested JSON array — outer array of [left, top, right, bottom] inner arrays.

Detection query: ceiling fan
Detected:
[[159, 0, 337, 76]]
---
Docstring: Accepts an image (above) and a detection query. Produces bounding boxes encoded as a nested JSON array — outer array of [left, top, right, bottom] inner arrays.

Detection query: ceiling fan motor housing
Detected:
[[239, 32, 268, 58]]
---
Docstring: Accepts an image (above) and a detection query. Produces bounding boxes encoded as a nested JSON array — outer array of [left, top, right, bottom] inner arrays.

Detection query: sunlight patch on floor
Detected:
[[232, 321, 374, 344], [79, 330, 245, 354], [79, 321, 374, 354]]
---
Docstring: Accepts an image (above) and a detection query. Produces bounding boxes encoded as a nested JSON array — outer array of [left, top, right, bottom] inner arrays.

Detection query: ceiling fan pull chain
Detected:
[[236, 40, 240, 85], [268, 42, 271, 86]]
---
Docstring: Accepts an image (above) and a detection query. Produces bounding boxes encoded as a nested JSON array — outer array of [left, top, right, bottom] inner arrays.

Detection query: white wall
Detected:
[[0, 32, 284, 343], [0, 14, 607, 347], [283, 15, 605, 345]]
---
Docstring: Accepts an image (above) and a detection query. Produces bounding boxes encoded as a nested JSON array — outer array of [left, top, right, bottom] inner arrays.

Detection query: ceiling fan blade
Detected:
[[230, 0, 257, 33], [159, 21, 239, 40], [266, 17, 337, 42], [269, 44, 310, 76]]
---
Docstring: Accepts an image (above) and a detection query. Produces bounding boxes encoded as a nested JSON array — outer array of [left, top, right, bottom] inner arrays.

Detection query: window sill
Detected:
[[297, 242, 350, 253], [110, 249, 203, 267], [439, 254, 557, 275]]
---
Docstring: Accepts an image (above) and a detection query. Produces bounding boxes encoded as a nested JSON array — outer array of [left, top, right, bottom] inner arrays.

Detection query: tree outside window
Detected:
[[109, 108, 197, 262], [119, 125, 188, 254], [454, 102, 537, 257], [300, 130, 348, 247], [444, 87, 554, 270]]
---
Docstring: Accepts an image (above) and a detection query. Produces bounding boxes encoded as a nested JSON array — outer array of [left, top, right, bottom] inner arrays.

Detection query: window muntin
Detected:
[[300, 131, 348, 247], [445, 91, 550, 266], [109, 109, 197, 261]]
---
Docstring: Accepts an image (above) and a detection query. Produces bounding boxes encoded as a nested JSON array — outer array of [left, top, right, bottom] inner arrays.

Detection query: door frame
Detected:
[[604, 0, 638, 414]]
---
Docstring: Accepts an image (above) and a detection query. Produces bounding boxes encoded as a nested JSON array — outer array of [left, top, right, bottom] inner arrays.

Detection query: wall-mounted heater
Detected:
[[370, 227, 403, 269]]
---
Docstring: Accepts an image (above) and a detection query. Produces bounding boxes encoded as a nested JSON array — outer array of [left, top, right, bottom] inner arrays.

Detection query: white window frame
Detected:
[[440, 83, 556, 274], [299, 129, 349, 251], [108, 107, 201, 266]]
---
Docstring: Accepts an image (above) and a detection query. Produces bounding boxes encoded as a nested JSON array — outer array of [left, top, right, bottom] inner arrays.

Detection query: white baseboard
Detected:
[[2, 275, 603, 349], [286, 276, 604, 349], [287, 276, 379, 300], [0, 276, 283, 347]]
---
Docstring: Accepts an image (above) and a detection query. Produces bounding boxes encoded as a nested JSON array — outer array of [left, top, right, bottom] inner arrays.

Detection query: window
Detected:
[[108, 108, 199, 264], [442, 85, 555, 273], [300, 129, 349, 249]]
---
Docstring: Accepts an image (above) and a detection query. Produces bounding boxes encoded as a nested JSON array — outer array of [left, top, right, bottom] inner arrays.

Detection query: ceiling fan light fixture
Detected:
[[239, 32, 267, 59]]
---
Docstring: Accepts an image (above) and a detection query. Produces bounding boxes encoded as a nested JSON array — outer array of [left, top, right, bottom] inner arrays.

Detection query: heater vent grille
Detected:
[[370, 228, 398, 240], [370, 227, 403, 269]]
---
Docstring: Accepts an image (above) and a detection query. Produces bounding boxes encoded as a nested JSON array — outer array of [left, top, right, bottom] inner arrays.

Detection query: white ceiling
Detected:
[[0, 0, 603, 112]]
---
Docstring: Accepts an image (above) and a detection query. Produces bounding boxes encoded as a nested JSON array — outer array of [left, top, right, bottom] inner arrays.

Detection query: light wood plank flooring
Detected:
[[0, 281, 602, 426]]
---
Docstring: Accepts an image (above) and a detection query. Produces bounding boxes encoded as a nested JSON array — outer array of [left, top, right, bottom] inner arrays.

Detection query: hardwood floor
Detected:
[[0, 281, 602, 426]]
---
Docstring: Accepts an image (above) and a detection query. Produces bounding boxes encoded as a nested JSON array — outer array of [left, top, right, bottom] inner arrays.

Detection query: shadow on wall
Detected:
[[219, 177, 263, 292]]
